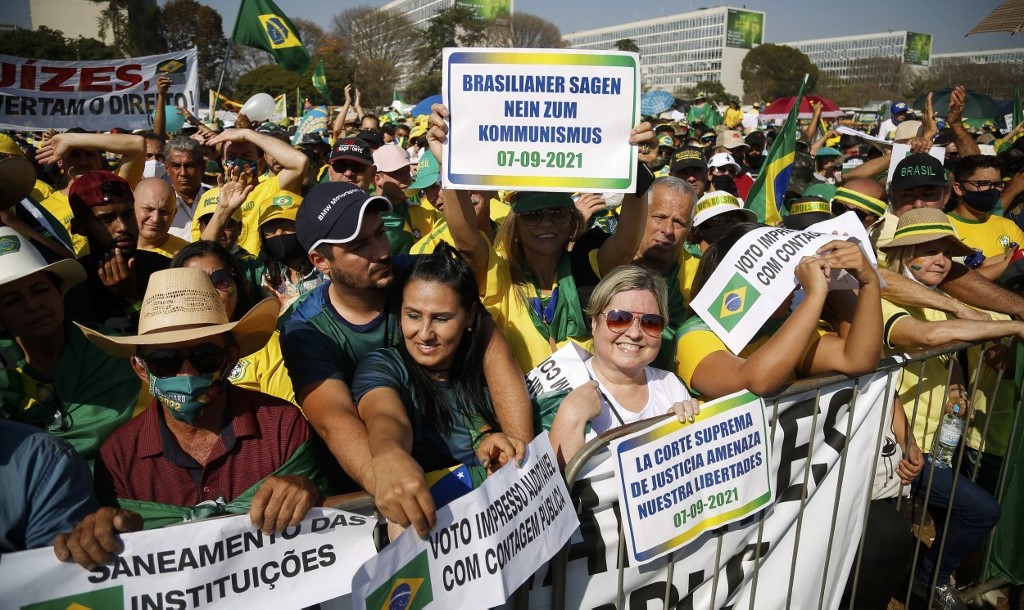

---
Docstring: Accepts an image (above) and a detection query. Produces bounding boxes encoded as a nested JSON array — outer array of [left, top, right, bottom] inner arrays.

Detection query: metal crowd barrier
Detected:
[[547, 338, 1021, 610]]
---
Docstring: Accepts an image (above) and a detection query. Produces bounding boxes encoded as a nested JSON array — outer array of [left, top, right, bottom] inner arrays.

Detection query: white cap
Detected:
[[0, 227, 86, 293], [708, 152, 741, 173], [692, 191, 756, 227]]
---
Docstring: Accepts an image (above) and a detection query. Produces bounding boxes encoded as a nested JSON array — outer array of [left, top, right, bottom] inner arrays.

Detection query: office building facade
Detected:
[[780, 31, 934, 80], [563, 7, 766, 97]]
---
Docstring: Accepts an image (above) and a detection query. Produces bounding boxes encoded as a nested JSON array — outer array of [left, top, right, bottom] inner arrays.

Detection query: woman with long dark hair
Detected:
[[351, 243, 525, 537]]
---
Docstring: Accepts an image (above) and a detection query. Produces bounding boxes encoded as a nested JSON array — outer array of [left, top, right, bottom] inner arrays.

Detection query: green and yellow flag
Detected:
[[365, 550, 433, 610], [312, 60, 332, 104], [1013, 84, 1022, 131], [232, 0, 311, 75], [22, 586, 124, 610], [745, 74, 809, 226]]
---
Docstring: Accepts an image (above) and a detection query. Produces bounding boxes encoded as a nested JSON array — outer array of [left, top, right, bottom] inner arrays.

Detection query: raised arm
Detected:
[[207, 128, 309, 194], [199, 166, 255, 242], [153, 75, 171, 139], [804, 100, 823, 144], [946, 86, 981, 158], [427, 104, 489, 289], [358, 386, 437, 538], [596, 122, 656, 275], [36, 132, 146, 187], [330, 84, 354, 142]]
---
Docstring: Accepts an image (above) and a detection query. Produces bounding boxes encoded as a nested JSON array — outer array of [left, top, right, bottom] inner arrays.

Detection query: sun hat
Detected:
[[295, 181, 391, 253], [509, 192, 574, 215], [878, 208, 973, 256], [373, 144, 413, 173], [715, 130, 747, 150], [76, 267, 278, 358], [832, 186, 886, 217], [0, 134, 35, 210], [692, 191, 756, 227], [258, 191, 301, 226], [0, 227, 86, 293], [893, 120, 923, 142], [408, 150, 440, 190]]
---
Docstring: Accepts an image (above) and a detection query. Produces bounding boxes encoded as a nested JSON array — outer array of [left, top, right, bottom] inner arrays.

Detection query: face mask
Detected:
[[226, 157, 258, 174], [711, 175, 738, 195], [961, 189, 1000, 214], [144, 159, 166, 179], [745, 152, 764, 169], [264, 233, 304, 261], [700, 222, 733, 244], [148, 370, 224, 425]]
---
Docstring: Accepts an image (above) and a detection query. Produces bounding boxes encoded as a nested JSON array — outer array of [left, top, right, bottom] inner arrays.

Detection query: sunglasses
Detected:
[[599, 310, 666, 338], [208, 268, 235, 292], [831, 201, 869, 223], [520, 208, 570, 227], [331, 160, 368, 174], [140, 342, 228, 378]]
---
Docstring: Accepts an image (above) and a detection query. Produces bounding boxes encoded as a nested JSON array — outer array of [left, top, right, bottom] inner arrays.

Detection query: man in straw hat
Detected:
[[54, 268, 336, 569]]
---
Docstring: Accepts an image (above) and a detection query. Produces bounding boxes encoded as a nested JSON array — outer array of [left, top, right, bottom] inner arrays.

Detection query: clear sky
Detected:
[[193, 0, 1022, 54]]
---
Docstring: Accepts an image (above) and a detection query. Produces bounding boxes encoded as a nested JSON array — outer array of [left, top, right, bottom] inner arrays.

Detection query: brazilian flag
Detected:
[[22, 586, 124, 610], [712, 273, 761, 332], [365, 550, 433, 610], [232, 0, 311, 74]]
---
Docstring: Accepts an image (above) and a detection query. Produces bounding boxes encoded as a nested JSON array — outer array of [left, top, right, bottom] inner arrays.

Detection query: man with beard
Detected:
[[68, 171, 169, 330], [35, 130, 146, 258], [280, 182, 531, 494]]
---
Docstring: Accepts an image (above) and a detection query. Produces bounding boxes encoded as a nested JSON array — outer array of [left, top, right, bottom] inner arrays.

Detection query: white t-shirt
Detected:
[[584, 359, 692, 437], [168, 184, 209, 242]]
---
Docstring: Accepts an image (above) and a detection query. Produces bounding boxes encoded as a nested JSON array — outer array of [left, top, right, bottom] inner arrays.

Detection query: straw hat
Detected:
[[0, 227, 86, 293], [878, 208, 974, 256], [76, 267, 278, 358]]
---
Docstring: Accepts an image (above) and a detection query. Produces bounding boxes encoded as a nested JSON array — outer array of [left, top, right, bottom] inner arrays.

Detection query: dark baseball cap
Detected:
[[670, 146, 706, 173], [328, 138, 373, 165], [890, 154, 946, 192], [295, 182, 391, 253], [68, 170, 134, 218], [782, 196, 832, 230], [357, 129, 384, 149]]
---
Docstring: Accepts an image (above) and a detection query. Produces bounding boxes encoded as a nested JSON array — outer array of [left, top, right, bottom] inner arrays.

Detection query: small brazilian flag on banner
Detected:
[[22, 586, 124, 610], [366, 550, 433, 610], [714, 273, 761, 332], [232, 0, 311, 74]]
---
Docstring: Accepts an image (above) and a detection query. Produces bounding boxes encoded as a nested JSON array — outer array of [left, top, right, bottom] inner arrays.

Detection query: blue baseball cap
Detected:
[[891, 102, 908, 117]]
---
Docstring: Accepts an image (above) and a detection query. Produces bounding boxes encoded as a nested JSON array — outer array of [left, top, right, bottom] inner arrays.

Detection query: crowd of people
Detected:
[[1, 71, 1023, 610]]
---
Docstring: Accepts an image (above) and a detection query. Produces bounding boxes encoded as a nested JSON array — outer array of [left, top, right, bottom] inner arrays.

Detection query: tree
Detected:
[[417, 5, 487, 74], [682, 80, 730, 105], [0, 26, 116, 60], [92, 0, 166, 57], [161, 0, 230, 92], [331, 6, 420, 107], [615, 39, 640, 54], [229, 17, 338, 90], [816, 58, 910, 107], [741, 44, 819, 102], [234, 53, 354, 108], [503, 13, 565, 48]]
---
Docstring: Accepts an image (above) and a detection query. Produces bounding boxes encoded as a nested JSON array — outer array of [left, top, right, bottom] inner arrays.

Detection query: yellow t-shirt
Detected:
[[38, 190, 90, 257], [674, 319, 827, 394], [677, 248, 701, 305], [724, 107, 744, 129], [227, 330, 296, 405], [947, 212, 1024, 257], [194, 175, 283, 257], [139, 234, 189, 259], [881, 299, 954, 451]]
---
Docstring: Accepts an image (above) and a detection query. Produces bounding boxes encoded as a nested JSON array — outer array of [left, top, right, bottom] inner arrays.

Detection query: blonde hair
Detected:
[[586, 264, 670, 322], [494, 207, 585, 303]]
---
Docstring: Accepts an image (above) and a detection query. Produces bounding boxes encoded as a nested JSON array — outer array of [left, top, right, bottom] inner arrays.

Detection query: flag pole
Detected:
[[215, 0, 247, 113]]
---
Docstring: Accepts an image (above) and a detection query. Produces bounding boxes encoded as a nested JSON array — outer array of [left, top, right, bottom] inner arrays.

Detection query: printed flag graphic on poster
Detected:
[[365, 550, 434, 610], [232, 0, 311, 74], [714, 274, 761, 332], [21, 586, 125, 610]]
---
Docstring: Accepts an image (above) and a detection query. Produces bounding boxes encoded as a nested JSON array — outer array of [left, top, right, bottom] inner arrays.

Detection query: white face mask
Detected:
[[144, 159, 166, 179]]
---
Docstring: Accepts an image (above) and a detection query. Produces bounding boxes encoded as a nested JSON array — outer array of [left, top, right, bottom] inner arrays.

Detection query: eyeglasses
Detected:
[[331, 160, 367, 174], [520, 208, 570, 227], [139, 342, 228, 378], [960, 180, 1005, 192], [208, 268, 235, 292], [599, 310, 666, 338]]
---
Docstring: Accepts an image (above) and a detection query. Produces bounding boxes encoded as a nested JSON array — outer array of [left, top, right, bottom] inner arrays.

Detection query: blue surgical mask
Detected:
[[147, 370, 225, 425]]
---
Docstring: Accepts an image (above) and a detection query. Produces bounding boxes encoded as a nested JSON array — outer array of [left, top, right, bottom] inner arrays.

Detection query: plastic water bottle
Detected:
[[930, 404, 963, 468]]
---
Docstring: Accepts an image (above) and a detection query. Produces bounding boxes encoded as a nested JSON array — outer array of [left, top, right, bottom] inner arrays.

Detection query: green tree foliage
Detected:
[[615, 39, 640, 54], [682, 80, 730, 105], [0, 26, 117, 60], [417, 4, 487, 74], [234, 54, 354, 107], [92, 0, 166, 57], [741, 44, 818, 102], [504, 13, 565, 48], [160, 0, 230, 92]]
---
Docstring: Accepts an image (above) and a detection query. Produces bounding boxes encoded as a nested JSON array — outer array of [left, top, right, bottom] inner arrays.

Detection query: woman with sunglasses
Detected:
[[426, 104, 659, 372], [0, 227, 143, 467], [548, 265, 699, 466], [675, 222, 883, 399], [171, 241, 296, 404], [351, 244, 526, 538]]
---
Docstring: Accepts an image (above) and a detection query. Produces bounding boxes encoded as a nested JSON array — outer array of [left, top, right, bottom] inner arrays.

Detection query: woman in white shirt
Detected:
[[549, 264, 698, 466]]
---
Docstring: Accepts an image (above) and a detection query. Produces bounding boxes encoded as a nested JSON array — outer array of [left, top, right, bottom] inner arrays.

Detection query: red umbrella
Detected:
[[759, 95, 845, 120]]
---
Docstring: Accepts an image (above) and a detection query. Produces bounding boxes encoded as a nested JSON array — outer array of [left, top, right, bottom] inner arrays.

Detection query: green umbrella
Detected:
[[913, 87, 1002, 120]]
